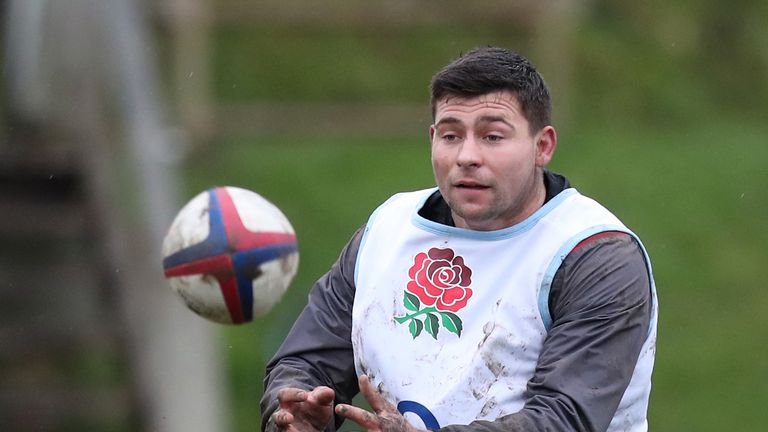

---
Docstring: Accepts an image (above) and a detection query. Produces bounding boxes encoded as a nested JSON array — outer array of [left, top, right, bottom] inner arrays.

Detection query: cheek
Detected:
[[431, 155, 449, 178], [492, 154, 532, 192], [500, 148, 535, 173]]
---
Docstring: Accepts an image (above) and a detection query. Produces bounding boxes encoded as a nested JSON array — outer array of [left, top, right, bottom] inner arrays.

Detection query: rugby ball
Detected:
[[162, 186, 299, 324]]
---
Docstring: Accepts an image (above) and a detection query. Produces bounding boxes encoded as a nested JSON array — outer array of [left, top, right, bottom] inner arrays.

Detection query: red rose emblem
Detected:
[[407, 247, 473, 313]]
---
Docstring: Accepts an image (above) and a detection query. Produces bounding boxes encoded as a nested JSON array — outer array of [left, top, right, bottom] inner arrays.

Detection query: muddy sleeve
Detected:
[[260, 228, 364, 432], [441, 233, 652, 432]]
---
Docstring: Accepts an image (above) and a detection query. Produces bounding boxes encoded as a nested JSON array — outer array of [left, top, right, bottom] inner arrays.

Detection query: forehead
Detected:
[[434, 91, 523, 122]]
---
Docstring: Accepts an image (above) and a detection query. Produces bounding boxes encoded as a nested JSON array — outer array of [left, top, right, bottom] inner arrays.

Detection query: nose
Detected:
[[456, 136, 482, 168]]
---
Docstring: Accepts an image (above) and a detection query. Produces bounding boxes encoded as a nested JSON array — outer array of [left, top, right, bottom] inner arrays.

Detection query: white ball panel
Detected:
[[227, 186, 295, 234], [162, 191, 212, 257], [251, 251, 299, 317], [167, 274, 232, 324]]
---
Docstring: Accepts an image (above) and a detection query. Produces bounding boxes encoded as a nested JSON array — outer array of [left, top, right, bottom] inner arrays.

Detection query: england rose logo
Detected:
[[394, 247, 473, 339]]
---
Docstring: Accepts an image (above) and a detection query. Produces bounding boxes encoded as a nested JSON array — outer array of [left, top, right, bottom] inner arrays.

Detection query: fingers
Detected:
[[277, 386, 335, 407], [275, 381, 401, 432], [335, 403, 380, 429], [335, 377, 383, 429], [271, 409, 295, 427], [274, 386, 336, 432], [336, 378, 415, 432], [309, 386, 336, 407], [358, 375, 393, 413], [277, 387, 309, 407]]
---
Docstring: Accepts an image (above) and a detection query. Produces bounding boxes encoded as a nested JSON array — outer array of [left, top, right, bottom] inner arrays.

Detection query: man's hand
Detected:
[[335, 375, 424, 432], [269, 386, 335, 432]]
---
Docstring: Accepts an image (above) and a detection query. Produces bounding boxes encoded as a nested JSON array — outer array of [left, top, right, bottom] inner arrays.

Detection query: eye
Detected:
[[442, 133, 460, 142], [485, 134, 503, 142]]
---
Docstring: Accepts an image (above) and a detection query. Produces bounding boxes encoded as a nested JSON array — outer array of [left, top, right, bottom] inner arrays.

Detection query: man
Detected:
[[261, 46, 657, 432]]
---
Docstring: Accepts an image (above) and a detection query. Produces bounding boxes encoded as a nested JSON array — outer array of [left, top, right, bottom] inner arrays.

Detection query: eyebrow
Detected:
[[434, 117, 463, 128], [477, 115, 514, 129], [434, 115, 514, 129]]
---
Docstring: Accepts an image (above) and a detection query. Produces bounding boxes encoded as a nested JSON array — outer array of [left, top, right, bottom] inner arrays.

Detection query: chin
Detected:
[[453, 209, 492, 228]]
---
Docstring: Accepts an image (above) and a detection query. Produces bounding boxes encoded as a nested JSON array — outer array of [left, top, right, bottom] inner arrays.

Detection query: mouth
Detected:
[[453, 180, 489, 190]]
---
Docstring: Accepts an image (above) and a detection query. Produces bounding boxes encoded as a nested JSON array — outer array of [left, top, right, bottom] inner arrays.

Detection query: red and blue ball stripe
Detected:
[[163, 187, 297, 323]]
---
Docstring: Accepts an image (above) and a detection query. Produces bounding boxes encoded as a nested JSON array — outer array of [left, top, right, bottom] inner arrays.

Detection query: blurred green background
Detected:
[[173, 1, 768, 430], [182, 1, 768, 431], [3, 0, 767, 430]]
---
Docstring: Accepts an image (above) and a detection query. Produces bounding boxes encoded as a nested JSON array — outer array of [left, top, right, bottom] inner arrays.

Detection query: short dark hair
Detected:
[[430, 46, 552, 133]]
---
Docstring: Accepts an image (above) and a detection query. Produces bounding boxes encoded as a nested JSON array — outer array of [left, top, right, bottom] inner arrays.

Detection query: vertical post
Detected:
[[96, 0, 231, 430], [165, 0, 214, 145], [530, 0, 593, 129]]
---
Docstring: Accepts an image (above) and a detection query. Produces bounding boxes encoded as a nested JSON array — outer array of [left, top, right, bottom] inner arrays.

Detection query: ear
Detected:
[[429, 124, 436, 143], [535, 126, 557, 167]]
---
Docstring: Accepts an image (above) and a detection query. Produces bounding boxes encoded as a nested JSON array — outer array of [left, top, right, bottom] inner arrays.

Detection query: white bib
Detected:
[[352, 188, 657, 431]]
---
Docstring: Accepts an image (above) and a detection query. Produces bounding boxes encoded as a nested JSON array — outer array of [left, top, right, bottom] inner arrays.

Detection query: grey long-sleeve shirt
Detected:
[[261, 174, 652, 432]]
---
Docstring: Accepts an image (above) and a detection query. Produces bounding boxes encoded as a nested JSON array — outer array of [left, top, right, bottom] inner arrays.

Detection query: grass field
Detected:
[[183, 115, 768, 431]]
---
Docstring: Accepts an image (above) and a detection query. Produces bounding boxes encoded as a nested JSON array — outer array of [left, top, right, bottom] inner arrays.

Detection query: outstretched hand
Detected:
[[270, 386, 336, 432], [335, 375, 424, 432]]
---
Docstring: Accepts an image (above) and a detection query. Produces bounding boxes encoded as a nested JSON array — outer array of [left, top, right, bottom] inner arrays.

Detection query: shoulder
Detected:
[[550, 232, 651, 322]]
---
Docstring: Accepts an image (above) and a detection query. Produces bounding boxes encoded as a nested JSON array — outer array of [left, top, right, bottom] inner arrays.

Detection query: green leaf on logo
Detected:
[[403, 292, 420, 311], [425, 313, 440, 339], [409, 318, 423, 339], [440, 311, 463, 337]]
